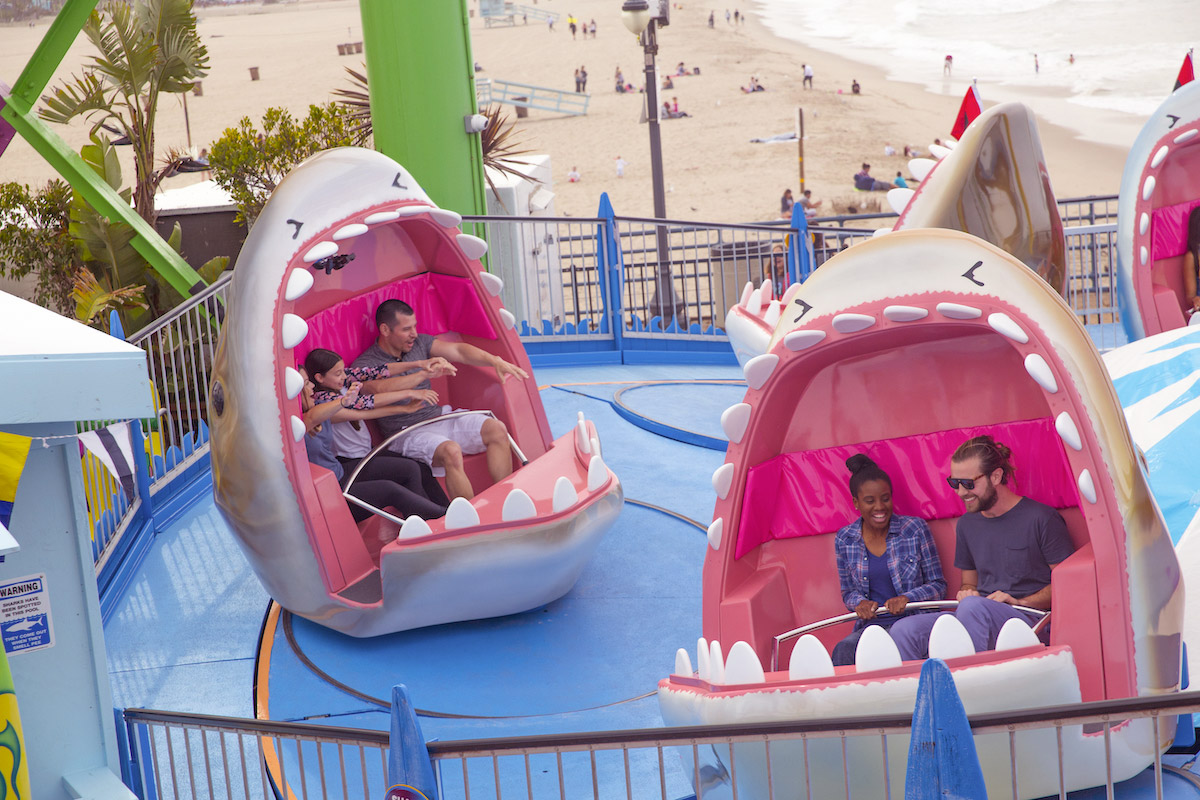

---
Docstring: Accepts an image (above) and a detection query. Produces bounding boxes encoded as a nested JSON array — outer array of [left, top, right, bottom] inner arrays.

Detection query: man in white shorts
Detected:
[[354, 299, 529, 500]]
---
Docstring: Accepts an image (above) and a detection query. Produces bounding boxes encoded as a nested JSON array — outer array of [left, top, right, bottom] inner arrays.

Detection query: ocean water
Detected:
[[753, 0, 1196, 146]]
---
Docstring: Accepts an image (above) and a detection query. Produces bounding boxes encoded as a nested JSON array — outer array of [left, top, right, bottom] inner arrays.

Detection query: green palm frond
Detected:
[[38, 72, 113, 126], [332, 66, 372, 146]]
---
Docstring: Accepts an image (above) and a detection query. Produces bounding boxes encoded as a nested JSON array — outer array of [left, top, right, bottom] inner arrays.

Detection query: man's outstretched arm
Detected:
[[431, 340, 529, 382]]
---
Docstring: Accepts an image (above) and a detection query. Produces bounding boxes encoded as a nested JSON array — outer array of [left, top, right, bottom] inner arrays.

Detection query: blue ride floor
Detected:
[[104, 363, 743, 738]]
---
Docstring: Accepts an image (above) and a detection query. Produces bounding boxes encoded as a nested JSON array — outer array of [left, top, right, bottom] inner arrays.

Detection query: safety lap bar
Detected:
[[769, 600, 1050, 671], [341, 410, 529, 524]]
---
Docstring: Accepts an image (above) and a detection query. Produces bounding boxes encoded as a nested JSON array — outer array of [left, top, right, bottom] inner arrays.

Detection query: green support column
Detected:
[[359, 0, 488, 216]]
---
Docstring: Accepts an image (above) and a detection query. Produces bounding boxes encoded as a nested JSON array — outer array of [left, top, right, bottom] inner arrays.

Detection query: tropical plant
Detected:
[[71, 268, 148, 331], [39, 0, 209, 229], [207, 103, 359, 226], [0, 179, 82, 312]]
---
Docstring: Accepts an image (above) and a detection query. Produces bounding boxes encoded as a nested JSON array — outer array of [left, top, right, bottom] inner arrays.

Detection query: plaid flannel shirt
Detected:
[[835, 515, 946, 613]]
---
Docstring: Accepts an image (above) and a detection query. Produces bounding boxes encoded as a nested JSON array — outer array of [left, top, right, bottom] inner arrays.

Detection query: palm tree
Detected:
[[39, 0, 209, 229]]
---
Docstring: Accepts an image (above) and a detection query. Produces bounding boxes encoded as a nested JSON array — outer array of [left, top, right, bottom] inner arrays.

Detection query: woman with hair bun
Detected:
[[831, 454, 946, 666]]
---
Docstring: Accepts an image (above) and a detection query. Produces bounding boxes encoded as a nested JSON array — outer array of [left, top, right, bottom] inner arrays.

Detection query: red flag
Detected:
[[1175, 51, 1195, 92], [950, 85, 982, 140]]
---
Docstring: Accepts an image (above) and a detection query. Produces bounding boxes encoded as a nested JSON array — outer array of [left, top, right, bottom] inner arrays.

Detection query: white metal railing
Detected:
[[123, 691, 1200, 800]]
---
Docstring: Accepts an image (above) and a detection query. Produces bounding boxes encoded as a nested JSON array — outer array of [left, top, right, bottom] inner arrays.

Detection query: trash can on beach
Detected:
[[249, 67, 260, 81], [513, 98, 528, 118]]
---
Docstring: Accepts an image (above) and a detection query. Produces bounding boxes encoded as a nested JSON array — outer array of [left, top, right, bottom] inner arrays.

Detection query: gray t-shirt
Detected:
[[352, 336, 442, 436], [954, 497, 1075, 599]]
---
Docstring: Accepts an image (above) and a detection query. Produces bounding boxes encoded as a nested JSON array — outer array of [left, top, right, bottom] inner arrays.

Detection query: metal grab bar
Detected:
[[770, 599, 1050, 671], [340, 409, 529, 524]]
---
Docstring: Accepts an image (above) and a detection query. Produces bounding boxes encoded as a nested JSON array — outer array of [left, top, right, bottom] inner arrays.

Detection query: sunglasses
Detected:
[[945, 473, 987, 490]]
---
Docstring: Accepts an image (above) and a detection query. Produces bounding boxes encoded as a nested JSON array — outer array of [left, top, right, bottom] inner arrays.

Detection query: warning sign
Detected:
[[0, 574, 53, 656]]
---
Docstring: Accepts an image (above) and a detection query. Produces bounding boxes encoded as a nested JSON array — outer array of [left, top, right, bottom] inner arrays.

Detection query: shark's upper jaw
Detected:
[[1116, 80, 1200, 339], [210, 148, 621, 636]]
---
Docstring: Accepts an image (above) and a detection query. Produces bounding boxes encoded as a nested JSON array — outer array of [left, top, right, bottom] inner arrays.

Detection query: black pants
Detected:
[[338, 452, 449, 522]]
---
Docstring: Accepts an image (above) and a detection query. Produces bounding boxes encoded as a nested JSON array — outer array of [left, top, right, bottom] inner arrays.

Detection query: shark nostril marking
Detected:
[[286, 219, 303, 239]]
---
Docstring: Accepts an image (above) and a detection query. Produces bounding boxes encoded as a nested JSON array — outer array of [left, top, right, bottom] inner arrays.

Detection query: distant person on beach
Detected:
[[903, 144, 924, 158], [854, 164, 894, 192], [568, 15, 577, 38], [780, 189, 794, 217], [579, 66, 588, 92], [741, 76, 764, 93], [1069, 53, 1075, 65], [567, 166, 581, 183], [615, 156, 628, 177], [662, 74, 674, 90], [733, 9, 739, 23], [769, 243, 789, 295], [662, 100, 690, 118], [725, 9, 731, 24], [547, 16, 554, 31], [1034, 53, 1039, 73], [589, 19, 597, 37], [799, 189, 822, 217], [851, 79, 861, 95], [883, 142, 896, 157], [574, 68, 582, 93], [803, 63, 814, 89], [944, 54, 953, 76], [894, 172, 908, 189], [708, 11, 714, 27], [676, 61, 687, 76]]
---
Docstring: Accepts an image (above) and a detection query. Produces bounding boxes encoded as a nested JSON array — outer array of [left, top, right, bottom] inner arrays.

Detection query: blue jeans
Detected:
[[889, 596, 1040, 661], [831, 614, 903, 666]]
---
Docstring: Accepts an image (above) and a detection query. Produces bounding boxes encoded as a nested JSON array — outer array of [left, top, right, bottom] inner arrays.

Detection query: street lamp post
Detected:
[[621, 0, 683, 327]]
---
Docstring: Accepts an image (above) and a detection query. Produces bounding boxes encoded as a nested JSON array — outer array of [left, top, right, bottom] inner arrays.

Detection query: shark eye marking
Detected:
[[1166, 114, 1180, 129], [791, 297, 813, 323], [211, 380, 225, 416], [962, 260, 985, 286], [286, 219, 304, 239], [392, 172, 408, 189]]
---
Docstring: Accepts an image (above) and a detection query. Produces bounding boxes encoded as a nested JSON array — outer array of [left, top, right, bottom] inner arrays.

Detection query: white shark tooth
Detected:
[[1139, 213, 1150, 236], [712, 463, 734, 500], [763, 301, 783, 328], [1140, 246, 1149, 266], [872, 228, 891, 238], [724, 641, 766, 684], [746, 286, 765, 315], [1023, 353, 1058, 393], [498, 308, 516, 330], [398, 515, 432, 539], [884, 305, 928, 322], [936, 302, 982, 320], [696, 637, 711, 681], [429, 208, 463, 228], [886, 187, 915, 214], [708, 640, 725, 684], [365, 210, 401, 224], [832, 313, 875, 333], [501, 488, 537, 521], [738, 281, 754, 308], [707, 517, 723, 550], [479, 271, 504, 297], [332, 223, 368, 241], [281, 313, 309, 349], [1174, 129, 1198, 144], [908, 158, 935, 181], [1142, 176, 1156, 201], [395, 204, 434, 217], [1055, 411, 1083, 451], [444, 496, 480, 529], [996, 617, 1042, 651], [675, 648, 694, 677], [1078, 469, 1097, 504], [743, 353, 779, 390], [284, 367, 304, 399], [590, 436, 601, 460], [552, 476, 577, 513], [855, 625, 902, 672], [303, 241, 338, 263], [289, 415, 306, 442], [575, 417, 590, 453], [789, 634, 835, 680], [1150, 145, 1169, 169], [720, 403, 751, 444], [587, 455, 608, 492], [780, 283, 801, 307], [456, 233, 488, 260], [784, 329, 826, 350], [284, 268, 314, 301], [988, 312, 1028, 343], [928, 614, 977, 660], [929, 143, 951, 160]]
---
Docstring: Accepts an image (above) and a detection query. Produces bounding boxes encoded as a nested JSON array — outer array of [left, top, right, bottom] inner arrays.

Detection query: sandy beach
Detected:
[[1, 0, 1130, 225]]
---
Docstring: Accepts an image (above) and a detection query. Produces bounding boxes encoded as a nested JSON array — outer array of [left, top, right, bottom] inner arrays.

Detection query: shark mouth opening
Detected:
[[1117, 81, 1200, 340], [210, 148, 622, 637], [659, 229, 1182, 798]]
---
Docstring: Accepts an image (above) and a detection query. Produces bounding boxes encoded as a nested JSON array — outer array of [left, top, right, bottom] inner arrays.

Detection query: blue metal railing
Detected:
[[476, 78, 589, 116]]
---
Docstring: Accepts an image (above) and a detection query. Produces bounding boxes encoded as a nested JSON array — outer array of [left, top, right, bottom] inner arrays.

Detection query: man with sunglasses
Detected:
[[890, 435, 1075, 661]]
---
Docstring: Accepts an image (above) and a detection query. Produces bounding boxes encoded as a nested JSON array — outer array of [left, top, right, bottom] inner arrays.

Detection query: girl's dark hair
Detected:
[[952, 435, 1015, 485], [303, 348, 343, 383], [1188, 207, 1200, 258], [846, 454, 891, 497]]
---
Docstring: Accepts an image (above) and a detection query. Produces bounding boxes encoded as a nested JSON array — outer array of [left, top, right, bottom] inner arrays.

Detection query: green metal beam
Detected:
[[2, 0, 206, 299], [360, 0, 488, 216]]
